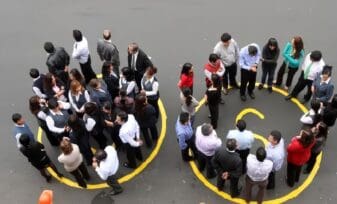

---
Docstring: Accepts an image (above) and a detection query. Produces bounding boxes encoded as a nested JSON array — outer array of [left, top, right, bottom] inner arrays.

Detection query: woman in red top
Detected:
[[286, 128, 315, 187], [177, 63, 194, 94]]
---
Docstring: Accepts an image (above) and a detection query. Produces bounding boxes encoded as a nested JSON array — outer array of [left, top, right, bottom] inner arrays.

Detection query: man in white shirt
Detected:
[[285, 50, 325, 103], [93, 146, 123, 195], [72, 29, 97, 84], [213, 33, 240, 92], [265, 130, 285, 190], [115, 111, 143, 169], [226, 119, 254, 174], [195, 123, 222, 178], [245, 147, 273, 204]]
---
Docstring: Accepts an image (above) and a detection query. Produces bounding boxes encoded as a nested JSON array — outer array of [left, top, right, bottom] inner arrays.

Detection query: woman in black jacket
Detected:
[[134, 94, 158, 148], [84, 102, 107, 149], [67, 114, 94, 165], [258, 38, 280, 93], [19, 134, 63, 182], [43, 73, 67, 101], [101, 61, 120, 101], [205, 74, 222, 129]]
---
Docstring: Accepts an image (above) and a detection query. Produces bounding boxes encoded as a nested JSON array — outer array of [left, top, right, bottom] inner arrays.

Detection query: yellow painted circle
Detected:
[[37, 75, 167, 189], [191, 85, 323, 203]]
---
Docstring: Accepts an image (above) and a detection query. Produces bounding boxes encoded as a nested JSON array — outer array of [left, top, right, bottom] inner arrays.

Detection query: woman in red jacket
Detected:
[[177, 63, 194, 94], [286, 128, 315, 187]]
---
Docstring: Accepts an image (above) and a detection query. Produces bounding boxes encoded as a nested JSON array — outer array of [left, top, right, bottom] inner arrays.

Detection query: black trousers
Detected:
[[240, 69, 256, 96], [287, 162, 302, 187], [107, 174, 123, 193], [134, 70, 143, 92], [125, 143, 143, 168], [223, 63, 238, 89], [267, 171, 275, 189], [77, 134, 94, 166], [305, 151, 320, 173], [141, 126, 158, 148], [79, 55, 97, 84], [261, 63, 276, 87], [208, 104, 219, 129], [217, 174, 240, 197], [41, 124, 59, 146], [275, 62, 298, 87], [290, 71, 313, 100], [91, 132, 107, 149], [237, 149, 250, 174], [181, 135, 197, 162], [197, 151, 216, 178], [110, 125, 123, 151], [147, 98, 160, 119], [70, 162, 90, 188]]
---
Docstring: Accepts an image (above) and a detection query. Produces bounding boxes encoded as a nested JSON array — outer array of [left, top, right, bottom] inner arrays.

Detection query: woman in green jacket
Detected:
[[275, 36, 304, 91]]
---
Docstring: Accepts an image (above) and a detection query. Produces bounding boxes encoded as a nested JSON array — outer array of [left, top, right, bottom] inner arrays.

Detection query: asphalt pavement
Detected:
[[1, 0, 337, 203]]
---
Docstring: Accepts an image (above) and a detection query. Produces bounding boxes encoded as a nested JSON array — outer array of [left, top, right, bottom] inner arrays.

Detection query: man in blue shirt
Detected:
[[12, 113, 35, 148], [226, 119, 254, 174], [239, 43, 261, 101], [175, 112, 197, 161]]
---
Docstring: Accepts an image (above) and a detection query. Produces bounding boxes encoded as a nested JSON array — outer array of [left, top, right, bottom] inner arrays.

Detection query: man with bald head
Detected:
[[97, 30, 120, 75]]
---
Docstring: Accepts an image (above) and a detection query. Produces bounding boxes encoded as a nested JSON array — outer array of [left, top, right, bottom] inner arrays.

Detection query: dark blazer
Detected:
[[46, 47, 70, 74], [127, 49, 153, 75], [134, 104, 157, 128], [212, 147, 242, 179], [20, 142, 51, 169]]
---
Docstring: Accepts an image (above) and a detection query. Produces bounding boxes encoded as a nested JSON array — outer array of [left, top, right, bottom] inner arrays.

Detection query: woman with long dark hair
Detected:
[[19, 134, 63, 182], [101, 61, 119, 101], [177, 62, 194, 94], [69, 68, 86, 87], [43, 73, 67, 101], [300, 99, 322, 128], [67, 114, 93, 166], [286, 127, 315, 187], [258, 38, 280, 92], [141, 66, 160, 118], [304, 122, 328, 173], [119, 67, 138, 98], [134, 94, 158, 148], [180, 87, 199, 127], [29, 95, 59, 146], [84, 102, 107, 149], [275, 36, 305, 91], [205, 74, 222, 129]]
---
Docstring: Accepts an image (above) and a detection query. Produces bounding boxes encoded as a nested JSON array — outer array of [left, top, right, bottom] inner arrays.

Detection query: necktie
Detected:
[[131, 54, 136, 70], [304, 62, 313, 79]]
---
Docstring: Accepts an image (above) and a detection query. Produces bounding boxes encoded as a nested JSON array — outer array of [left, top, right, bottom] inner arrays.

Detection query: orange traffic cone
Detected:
[[38, 190, 53, 204]]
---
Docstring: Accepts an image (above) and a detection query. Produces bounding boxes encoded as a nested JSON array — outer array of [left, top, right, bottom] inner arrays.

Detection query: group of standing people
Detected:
[[13, 29, 161, 196], [176, 33, 337, 203]]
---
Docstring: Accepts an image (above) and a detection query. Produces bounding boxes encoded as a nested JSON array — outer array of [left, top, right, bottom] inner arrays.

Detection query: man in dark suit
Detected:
[[212, 139, 242, 198], [44, 42, 70, 85], [127, 42, 153, 90]]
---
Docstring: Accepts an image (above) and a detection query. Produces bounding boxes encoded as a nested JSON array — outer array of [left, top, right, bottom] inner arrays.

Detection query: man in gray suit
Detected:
[[97, 30, 120, 76]]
